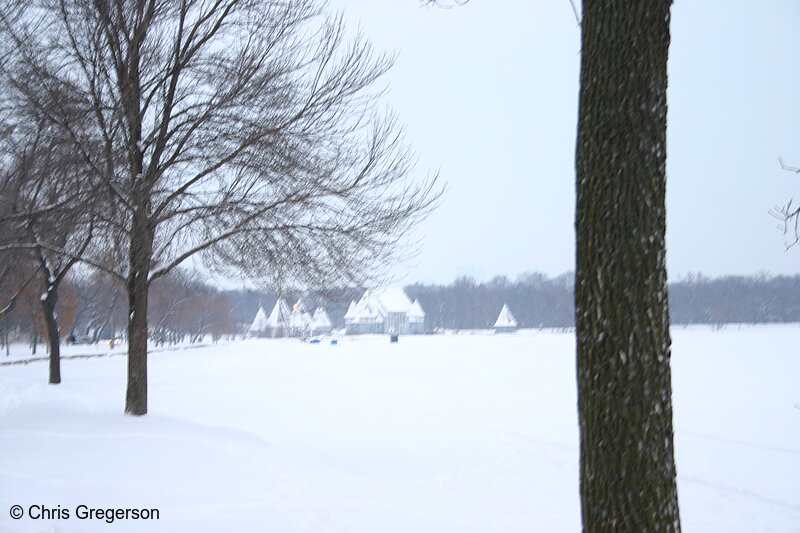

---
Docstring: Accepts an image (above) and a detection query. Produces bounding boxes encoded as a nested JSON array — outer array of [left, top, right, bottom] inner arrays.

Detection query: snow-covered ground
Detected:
[[1, 326, 798, 532], [0, 338, 217, 364]]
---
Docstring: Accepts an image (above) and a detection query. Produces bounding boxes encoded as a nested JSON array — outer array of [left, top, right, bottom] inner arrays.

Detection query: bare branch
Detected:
[[568, 0, 581, 25], [779, 156, 800, 174], [772, 157, 800, 249], [0, 261, 36, 318], [420, 0, 581, 25], [420, 0, 470, 8]]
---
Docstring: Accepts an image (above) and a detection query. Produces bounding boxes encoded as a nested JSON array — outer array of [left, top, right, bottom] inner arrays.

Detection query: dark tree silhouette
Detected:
[[575, 1, 681, 531]]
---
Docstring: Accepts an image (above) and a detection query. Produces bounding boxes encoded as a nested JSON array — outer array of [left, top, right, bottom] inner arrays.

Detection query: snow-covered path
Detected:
[[1, 327, 798, 532]]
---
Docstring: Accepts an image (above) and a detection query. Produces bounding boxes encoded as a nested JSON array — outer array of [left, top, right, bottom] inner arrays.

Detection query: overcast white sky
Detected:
[[326, 0, 800, 285]]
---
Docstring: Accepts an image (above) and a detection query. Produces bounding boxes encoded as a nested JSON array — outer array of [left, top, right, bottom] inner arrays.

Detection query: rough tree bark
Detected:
[[575, 1, 681, 532]]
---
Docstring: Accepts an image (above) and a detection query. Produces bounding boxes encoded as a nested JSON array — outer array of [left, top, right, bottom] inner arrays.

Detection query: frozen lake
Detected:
[[1, 325, 798, 532]]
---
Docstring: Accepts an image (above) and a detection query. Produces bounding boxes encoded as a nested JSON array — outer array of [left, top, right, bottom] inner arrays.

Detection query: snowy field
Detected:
[[1, 326, 798, 532]]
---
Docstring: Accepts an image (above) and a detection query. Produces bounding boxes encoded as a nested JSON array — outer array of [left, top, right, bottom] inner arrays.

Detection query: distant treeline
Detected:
[[225, 272, 800, 331], [404, 273, 575, 330], [668, 273, 800, 325], [6, 270, 793, 350]]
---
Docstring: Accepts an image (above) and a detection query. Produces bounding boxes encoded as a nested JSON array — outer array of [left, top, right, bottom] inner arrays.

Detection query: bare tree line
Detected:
[[0, 0, 441, 414], [3, 267, 796, 360], [0, 267, 237, 354]]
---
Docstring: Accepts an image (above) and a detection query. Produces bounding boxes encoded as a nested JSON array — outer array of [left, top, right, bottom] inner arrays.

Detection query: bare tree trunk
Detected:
[[125, 213, 152, 416], [575, 1, 681, 532], [40, 291, 61, 384], [125, 282, 148, 415], [29, 310, 38, 355]]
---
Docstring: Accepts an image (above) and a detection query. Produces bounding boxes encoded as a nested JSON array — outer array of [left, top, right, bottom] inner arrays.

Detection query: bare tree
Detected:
[[71, 270, 127, 341], [0, 95, 97, 382], [29, 218, 93, 384], [1, 0, 440, 415], [149, 268, 233, 344]]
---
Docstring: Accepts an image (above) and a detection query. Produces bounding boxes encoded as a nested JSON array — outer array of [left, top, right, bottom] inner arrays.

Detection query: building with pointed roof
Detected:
[[309, 307, 333, 336], [343, 300, 358, 322], [249, 297, 334, 339], [248, 306, 270, 336], [493, 303, 518, 333], [266, 298, 292, 337], [345, 288, 426, 335], [407, 299, 426, 334], [249, 298, 292, 337]]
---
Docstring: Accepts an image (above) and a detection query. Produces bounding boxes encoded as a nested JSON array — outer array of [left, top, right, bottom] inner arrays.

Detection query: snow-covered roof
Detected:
[[408, 299, 425, 320], [248, 306, 270, 333], [345, 288, 419, 323], [310, 307, 332, 329], [493, 304, 517, 328], [343, 301, 358, 320], [347, 290, 384, 323], [376, 288, 413, 313], [364, 290, 386, 316], [266, 298, 291, 328], [251, 298, 330, 335]]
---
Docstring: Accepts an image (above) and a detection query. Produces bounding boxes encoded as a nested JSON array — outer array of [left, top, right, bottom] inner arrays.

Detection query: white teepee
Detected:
[[493, 304, 517, 333], [248, 306, 270, 336], [258, 298, 291, 337], [310, 307, 333, 335]]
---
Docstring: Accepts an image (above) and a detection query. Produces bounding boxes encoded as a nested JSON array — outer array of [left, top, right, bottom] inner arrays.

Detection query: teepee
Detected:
[[493, 304, 517, 333], [248, 306, 270, 336], [310, 307, 333, 336]]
